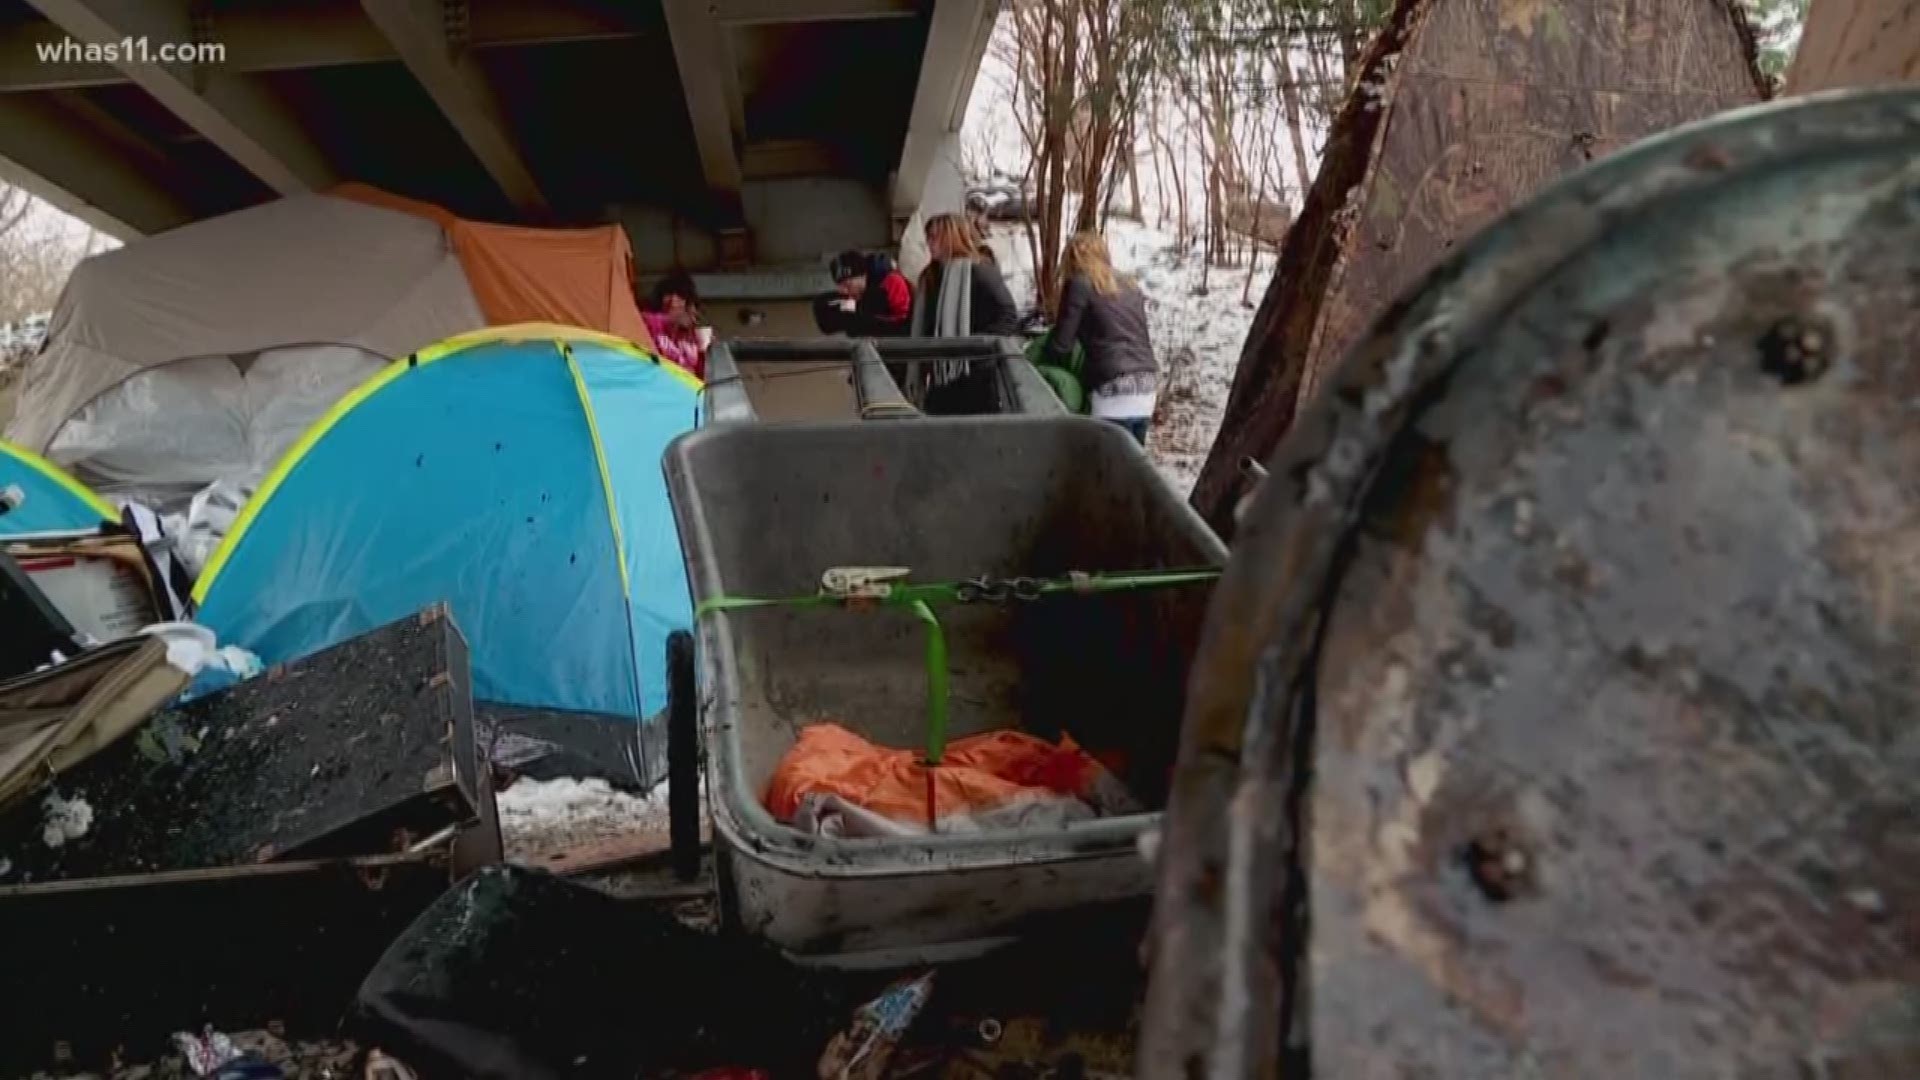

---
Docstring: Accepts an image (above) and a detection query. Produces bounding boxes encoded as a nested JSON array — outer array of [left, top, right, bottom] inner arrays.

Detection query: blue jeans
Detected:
[[1106, 416, 1149, 445]]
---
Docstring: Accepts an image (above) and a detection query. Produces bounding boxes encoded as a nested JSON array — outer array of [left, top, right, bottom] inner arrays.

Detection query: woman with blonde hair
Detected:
[[1046, 230, 1157, 444], [920, 211, 1020, 335]]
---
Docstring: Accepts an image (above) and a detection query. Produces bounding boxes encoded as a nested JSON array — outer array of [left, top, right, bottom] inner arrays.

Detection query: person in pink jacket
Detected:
[[642, 269, 707, 380]]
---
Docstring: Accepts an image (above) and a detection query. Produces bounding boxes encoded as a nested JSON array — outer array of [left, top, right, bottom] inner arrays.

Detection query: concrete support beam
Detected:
[[662, 0, 746, 229], [361, 0, 548, 214], [742, 139, 839, 180], [23, 0, 338, 195], [0, 94, 192, 239], [710, 0, 918, 25], [892, 0, 996, 222], [0, 0, 644, 93]]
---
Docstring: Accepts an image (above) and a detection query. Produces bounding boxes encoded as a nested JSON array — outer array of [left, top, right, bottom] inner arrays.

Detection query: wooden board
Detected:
[[0, 604, 492, 879]]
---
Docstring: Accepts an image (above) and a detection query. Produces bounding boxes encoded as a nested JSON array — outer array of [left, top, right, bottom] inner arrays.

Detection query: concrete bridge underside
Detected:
[[0, 0, 994, 274]]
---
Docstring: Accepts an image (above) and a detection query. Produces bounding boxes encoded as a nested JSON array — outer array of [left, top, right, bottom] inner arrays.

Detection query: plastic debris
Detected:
[[816, 971, 935, 1080], [173, 1027, 242, 1075], [140, 621, 265, 700], [40, 791, 93, 848]]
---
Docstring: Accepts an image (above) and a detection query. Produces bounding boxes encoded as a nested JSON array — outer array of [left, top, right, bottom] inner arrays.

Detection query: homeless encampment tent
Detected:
[[330, 183, 652, 343], [191, 326, 698, 737], [3, 185, 656, 550], [6, 192, 482, 497], [0, 438, 115, 537]]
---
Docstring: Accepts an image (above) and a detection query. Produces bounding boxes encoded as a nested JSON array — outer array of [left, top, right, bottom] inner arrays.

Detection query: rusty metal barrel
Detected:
[[1143, 89, 1920, 1077]]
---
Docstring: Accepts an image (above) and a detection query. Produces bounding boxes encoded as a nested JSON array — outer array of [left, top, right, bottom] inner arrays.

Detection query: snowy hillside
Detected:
[[984, 219, 1268, 494], [960, 20, 1302, 495]]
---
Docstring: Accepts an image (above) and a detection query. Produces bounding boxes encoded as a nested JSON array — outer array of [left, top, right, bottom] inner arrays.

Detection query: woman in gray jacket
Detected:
[[1046, 230, 1158, 444]]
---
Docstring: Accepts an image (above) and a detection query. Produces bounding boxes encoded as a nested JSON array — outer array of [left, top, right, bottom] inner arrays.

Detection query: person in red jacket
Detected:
[[812, 250, 912, 337], [641, 269, 708, 379]]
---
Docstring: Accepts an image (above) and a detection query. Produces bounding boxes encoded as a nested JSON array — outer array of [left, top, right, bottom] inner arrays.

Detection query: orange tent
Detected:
[[330, 183, 653, 349]]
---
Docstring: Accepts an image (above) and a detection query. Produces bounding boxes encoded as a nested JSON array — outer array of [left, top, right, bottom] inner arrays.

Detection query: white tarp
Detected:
[[49, 345, 388, 493], [5, 192, 486, 464]]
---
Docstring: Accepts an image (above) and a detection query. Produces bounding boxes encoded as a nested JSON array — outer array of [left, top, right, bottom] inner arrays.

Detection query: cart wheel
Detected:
[[666, 629, 700, 882]]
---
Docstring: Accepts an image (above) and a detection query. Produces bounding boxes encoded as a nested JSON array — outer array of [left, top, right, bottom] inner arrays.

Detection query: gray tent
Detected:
[[5, 193, 485, 498]]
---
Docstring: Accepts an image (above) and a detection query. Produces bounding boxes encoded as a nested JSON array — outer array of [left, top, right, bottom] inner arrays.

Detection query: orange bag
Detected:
[[763, 722, 1111, 829]]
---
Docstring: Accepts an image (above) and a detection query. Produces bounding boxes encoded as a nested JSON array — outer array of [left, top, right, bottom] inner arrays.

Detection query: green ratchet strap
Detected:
[[693, 567, 1221, 769]]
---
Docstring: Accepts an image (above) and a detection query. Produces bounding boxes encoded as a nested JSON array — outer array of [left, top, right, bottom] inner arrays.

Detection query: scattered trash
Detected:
[[817, 971, 936, 1080], [141, 620, 263, 699], [131, 714, 203, 766], [171, 480, 254, 579], [363, 1049, 417, 1079], [173, 1027, 242, 1075], [353, 865, 847, 1078], [40, 791, 93, 848], [0, 634, 187, 816]]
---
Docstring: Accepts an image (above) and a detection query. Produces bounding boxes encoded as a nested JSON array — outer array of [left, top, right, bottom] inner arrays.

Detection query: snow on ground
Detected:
[[496, 776, 671, 867], [1126, 234, 1270, 496], [960, 12, 1299, 495], [988, 218, 1270, 495]]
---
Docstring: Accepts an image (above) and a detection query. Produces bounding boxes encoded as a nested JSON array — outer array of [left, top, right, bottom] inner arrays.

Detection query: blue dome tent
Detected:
[[0, 439, 116, 537], [191, 324, 701, 722]]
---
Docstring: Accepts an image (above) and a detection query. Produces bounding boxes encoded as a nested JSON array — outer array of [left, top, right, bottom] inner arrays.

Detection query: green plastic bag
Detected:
[[1035, 364, 1087, 414], [1026, 334, 1088, 414]]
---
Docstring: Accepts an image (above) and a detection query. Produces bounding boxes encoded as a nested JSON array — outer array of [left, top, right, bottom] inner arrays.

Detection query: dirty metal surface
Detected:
[[0, 605, 488, 880], [1144, 89, 1920, 1077], [1188, 0, 1765, 533]]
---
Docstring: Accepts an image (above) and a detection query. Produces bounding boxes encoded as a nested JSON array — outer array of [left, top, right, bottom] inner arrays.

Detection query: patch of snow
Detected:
[[957, 12, 1325, 498], [961, 21, 1327, 217], [495, 776, 673, 866], [41, 791, 93, 848]]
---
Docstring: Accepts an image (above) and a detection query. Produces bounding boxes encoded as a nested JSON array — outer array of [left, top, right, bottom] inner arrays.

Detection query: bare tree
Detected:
[[988, 0, 1388, 292], [1000, 0, 1174, 310], [0, 184, 93, 325], [1269, 0, 1320, 197]]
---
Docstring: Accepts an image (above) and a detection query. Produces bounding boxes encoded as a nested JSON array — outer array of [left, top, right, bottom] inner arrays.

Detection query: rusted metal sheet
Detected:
[[1189, 0, 1767, 534], [1145, 89, 1920, 1077]]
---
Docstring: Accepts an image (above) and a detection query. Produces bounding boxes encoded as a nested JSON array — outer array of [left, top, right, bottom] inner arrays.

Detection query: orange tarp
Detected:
[[329, 182, 654, 351], [763, 721, 1109, 826]]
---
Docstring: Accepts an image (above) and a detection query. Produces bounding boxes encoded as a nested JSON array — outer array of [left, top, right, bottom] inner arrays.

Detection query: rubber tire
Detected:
[[666, 629, 701, 882]]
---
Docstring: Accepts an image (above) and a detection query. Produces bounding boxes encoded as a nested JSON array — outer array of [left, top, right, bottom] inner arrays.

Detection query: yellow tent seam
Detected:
[[418, 322, 704, 392], [191, 358, 410, 602], [560, 340, 633, 597], [192, 325, 698, 604], [0, 439, 117, 523]]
